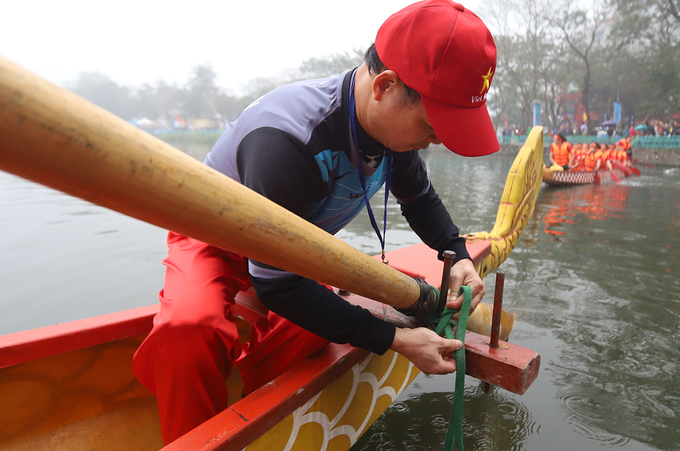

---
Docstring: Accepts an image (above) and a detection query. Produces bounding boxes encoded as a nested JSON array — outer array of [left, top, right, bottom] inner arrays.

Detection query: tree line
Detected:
[[481, 0, 679, 134], [67, 0, 678, 134], [66, 49, 365, 128]]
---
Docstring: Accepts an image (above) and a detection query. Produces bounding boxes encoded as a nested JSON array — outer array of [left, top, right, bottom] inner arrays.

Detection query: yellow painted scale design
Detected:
[[245, 351, 417, 451]]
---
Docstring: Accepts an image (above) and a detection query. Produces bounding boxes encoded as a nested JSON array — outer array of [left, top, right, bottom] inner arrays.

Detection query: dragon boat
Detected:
[[0, 56, 544, 450], [542, 166, 631, 186]]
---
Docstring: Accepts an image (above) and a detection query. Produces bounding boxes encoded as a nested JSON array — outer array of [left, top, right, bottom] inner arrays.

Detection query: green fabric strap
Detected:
[[430, 285, 473, 451]]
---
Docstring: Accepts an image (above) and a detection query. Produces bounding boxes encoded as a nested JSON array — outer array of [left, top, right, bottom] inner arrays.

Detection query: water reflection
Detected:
[[353, 381, 536, 451], [520, 176, 680, 450], [540, 185, 631, 237]]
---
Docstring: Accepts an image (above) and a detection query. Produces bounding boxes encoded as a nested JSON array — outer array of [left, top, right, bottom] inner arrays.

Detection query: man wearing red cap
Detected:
[[133, 0, 499, 443]]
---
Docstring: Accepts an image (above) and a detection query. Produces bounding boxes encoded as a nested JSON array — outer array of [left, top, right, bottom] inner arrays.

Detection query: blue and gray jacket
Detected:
[[205, 69, 469, 354]]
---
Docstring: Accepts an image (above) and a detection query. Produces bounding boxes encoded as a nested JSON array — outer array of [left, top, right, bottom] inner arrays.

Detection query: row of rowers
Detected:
[[549, 134, 632, 172]]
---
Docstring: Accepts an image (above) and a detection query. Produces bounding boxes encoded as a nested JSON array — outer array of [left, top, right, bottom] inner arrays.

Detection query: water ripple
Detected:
[[555, 387, 637, 447], [354, 383, 536, 451]]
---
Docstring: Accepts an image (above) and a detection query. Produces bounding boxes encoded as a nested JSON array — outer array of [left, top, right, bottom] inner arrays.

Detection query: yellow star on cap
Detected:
[[481, 67, 493, 94]]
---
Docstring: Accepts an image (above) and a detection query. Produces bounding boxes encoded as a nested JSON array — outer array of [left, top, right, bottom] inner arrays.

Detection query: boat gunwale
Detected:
[[0, 304, 158, 369]]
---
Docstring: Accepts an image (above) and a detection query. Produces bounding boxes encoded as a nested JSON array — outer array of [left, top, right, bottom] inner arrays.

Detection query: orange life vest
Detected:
[[552, 142, 571, 166], [618, 139, 631, 151], [593, 149, 603, 170], [573, 148, 587, 171], [601, 149, 612, 163], [584, 152, 596, 171], [550, 142, 560, 163]]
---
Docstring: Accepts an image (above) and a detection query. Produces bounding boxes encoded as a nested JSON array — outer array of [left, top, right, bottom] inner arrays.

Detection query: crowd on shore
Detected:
[[500, 118, 679, 139], [556, 120, 679, 139], [547, 134, 632, 172], [628, 119, 679, 137]]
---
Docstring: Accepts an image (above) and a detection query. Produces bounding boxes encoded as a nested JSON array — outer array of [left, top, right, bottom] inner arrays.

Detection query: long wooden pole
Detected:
[[0, 55, 420, 309]]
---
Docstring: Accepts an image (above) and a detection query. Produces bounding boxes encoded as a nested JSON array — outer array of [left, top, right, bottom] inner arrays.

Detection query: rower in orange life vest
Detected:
[[613, 143, 631, 167], [570, 143, 587, 171], [549, 133, 574, 170], [592, 144, 604, 172], [618, 136, 633, 159], [584, 142, 598, 172], [597, 143, 614, 171]]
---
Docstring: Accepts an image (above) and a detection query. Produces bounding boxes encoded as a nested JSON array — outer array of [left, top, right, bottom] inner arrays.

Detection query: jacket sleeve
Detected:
[[250, 274, 396, 355], [390, 150, 471, 264]]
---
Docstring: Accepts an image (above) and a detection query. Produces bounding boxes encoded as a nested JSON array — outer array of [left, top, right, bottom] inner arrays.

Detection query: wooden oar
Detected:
[[0, 55, 420, 308], [632, 157, 660, 170], [610, 169, 621, 183], [611, 159, 640, 177]]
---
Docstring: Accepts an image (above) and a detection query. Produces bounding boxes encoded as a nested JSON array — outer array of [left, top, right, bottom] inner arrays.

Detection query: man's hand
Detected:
[[390, 327, 462, 374], [446, 258, 485, 320]]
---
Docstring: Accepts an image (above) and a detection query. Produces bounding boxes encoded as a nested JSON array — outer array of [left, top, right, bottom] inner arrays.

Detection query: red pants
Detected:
[[132, 232, 328, 444]]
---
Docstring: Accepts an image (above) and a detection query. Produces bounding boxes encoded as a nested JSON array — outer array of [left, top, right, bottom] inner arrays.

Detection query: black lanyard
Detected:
[[349, 73, 392, 263]]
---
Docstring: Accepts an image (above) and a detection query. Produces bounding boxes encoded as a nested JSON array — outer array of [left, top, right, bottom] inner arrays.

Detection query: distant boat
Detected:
[[543, 167, 628, 186]]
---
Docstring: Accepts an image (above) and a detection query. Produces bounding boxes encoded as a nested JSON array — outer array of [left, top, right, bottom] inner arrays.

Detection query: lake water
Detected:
[[1, 141, 678, 451]]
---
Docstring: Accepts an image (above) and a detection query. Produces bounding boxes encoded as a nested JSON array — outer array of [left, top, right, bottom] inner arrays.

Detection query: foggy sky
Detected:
[[3, 0, 481, 95]]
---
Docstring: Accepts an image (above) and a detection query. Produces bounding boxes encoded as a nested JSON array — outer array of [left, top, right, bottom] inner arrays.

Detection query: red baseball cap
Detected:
[[376, 0, 499, 157]]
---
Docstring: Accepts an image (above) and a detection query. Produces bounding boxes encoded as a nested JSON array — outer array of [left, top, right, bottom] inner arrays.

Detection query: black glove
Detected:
[[395, 276, 442, 329]]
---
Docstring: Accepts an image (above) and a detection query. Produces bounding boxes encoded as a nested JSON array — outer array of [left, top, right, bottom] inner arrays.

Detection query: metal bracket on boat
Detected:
[[484, 270, 506, 393], [437, 250, 456, 317], [489, 270, 505, 349]]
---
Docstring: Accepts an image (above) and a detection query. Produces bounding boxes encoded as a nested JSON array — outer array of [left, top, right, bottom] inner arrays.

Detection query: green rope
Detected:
[[428, 285, 473, 451]]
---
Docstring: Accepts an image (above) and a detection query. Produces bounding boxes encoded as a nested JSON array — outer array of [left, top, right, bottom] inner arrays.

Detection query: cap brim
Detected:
[[422, 95, 500, 157]]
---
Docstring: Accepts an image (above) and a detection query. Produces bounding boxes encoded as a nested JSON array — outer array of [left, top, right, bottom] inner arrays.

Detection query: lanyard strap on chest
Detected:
[[349, 73, 393, 263]]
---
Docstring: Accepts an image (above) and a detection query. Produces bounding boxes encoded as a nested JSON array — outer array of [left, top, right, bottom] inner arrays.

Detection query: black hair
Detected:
[[364, 44, 421, 105], [556, 133, 567, 142]]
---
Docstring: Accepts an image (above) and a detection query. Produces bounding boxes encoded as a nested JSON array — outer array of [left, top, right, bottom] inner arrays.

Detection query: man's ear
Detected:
[[371, 70, 400, 101]]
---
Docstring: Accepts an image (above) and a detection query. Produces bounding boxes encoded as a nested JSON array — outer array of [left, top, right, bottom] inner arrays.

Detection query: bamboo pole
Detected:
[[0, 55, 420, 309]]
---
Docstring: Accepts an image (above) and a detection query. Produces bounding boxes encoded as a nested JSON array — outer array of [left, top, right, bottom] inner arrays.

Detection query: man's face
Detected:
[[366, 78, 442, 153]]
